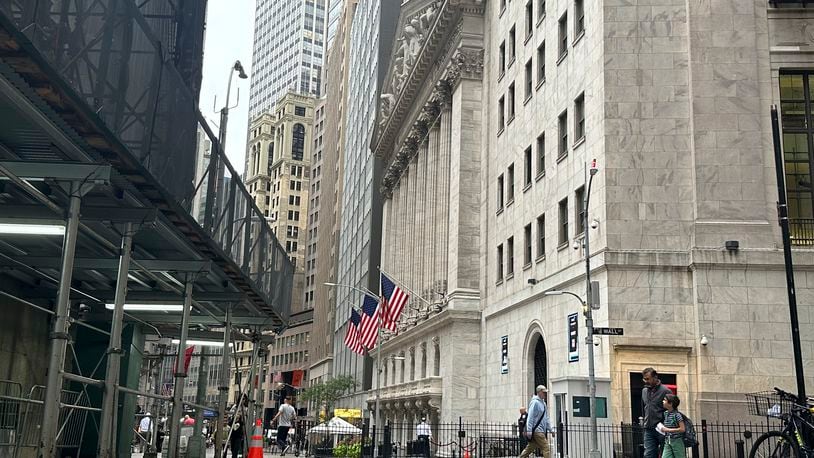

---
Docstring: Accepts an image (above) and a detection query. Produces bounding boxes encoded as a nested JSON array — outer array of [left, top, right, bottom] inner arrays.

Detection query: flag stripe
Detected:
[[358, 294, 379, 349], [381, 274, 409, 333]]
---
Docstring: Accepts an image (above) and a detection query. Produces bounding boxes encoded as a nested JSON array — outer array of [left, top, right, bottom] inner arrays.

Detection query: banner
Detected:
[[291, 370, 304, 388], [183, 346, 195, 373], [334, 408, 362, 419], [568, 314, 579, 362]]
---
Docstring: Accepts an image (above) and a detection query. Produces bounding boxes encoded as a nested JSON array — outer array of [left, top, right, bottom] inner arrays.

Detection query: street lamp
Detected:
[[205, 60, 249, 233]]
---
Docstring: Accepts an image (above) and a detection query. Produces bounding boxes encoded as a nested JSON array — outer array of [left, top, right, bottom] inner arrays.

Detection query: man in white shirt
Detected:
[[416, 417, 432, 458], [272, 397, 297, 456], [138, 412, 152, 452]]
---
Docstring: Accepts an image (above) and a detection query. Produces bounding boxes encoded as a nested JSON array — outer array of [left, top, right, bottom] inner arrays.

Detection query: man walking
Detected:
[[520, 385, 552, 458], [272, 396, 297, 456], [416, 416, 432, 458], [641, 367, 672, 458], [138, 412, 152, 452]]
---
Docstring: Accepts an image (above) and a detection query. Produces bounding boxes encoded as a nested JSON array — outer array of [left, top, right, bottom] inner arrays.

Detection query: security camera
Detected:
[[593, 337, 600, 347], [572, 240, 581, 251], [78, 303, 90, 318], [700, 335, 709, 346], [591, 219, 599, 230]]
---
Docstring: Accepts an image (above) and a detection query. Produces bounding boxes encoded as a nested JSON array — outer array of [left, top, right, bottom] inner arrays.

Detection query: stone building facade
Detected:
[[371, 0, 486, 431], [369, 0, 814, 435]]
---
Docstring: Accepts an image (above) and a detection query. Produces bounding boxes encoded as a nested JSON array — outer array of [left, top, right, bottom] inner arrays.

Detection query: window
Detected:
[[507, 164, 515, 202], [558, 110, 568, 159], [536, 214, 546, 258], [500, 0, 506, 12], [289, 195, 301, 206], [558, 198, 568, 246], [575, 186, 585, 236], [537, 42, 545, 84], [295, 106, 306, 116], [525, 59, 533, 100], [558, 12, 568, 60], [525, 0, 534, 38], [508, 83, 516, 121], [498, 96, 506, 132], [509, 26, 516, 65], [537, 0, 546, 22], [497, 244, 504, 281], [524, 223, 533, 266], [507, 236, 515, 276], [575, 0, 585, 37], [780, 72, 814, 224], [524, 146, 533, 187], [287, 225, 299, 238], [499, 41, 506, 76], [292, 123, 306, 160], [288, 210, 300, 221], [497, 174, 505, 209], [536, 133, 545, 177], [575, 93, 586, 142]]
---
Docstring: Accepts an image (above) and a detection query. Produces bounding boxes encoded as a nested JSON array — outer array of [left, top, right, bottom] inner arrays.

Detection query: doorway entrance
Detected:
[[628, 372, 676, 422]]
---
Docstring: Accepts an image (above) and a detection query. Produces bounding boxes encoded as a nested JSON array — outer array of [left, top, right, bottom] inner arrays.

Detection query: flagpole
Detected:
[[379, 268, 437, 307], [374, 302, 382, 455]]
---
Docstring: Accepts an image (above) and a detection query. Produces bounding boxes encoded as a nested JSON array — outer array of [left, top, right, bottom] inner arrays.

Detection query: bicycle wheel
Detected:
[[750, 431, 799, 458]]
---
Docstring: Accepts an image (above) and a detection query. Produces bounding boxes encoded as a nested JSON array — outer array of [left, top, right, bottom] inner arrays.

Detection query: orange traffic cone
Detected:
[[463, 450, 471, 458], [247, 418, 264, 458]]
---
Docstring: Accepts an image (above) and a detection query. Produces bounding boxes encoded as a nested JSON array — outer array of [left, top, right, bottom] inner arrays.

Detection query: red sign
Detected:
[[291, 370, 304, 388], [665, 384, 677, 395], [183, 346, 195, 374]]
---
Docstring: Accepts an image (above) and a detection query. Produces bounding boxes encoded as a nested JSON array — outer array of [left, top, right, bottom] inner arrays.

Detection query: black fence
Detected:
[[262, 418, 781, 458]]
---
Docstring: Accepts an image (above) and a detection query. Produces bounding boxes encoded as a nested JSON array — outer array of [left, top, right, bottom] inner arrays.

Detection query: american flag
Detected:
[[358, 294, 380, 349], [343, 309, 365, 355], [381, 274, 408, 332]]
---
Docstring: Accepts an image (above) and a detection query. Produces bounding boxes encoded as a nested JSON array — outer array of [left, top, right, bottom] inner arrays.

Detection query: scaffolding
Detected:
[[0, 1, 293, 457]]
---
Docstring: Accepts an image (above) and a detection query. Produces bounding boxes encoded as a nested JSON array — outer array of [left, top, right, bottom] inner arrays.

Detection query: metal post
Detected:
[[248, 338, 260, 422], [98, 222, 134, 457], [254, 347, 265, 424], [375, 315, 383, 453], [771, 105, 807, 403], [214, 307, 231, 457], [168, 279, 194, 458], [194, 355, 209, 433], [39, 182, 82, 458], [583, 160, 601, 458], [149, 348, 163, 454]]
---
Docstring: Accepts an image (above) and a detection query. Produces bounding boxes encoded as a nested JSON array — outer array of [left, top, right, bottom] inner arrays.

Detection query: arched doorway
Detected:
[[533, 336, 548, 389], [526, 331, 548, 396]]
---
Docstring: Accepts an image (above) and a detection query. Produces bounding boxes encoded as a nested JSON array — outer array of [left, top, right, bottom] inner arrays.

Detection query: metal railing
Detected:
[[0, 382, 92, 457], [790, 219, 814, 246], [0, 0, 293, 320]]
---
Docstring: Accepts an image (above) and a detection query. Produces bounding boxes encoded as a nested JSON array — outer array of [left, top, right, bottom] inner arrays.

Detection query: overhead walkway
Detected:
[[0, 2, 293, 457]]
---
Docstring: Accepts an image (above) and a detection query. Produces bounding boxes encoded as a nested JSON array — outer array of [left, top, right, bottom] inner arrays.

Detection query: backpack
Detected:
[[679, 412, 698, 448]]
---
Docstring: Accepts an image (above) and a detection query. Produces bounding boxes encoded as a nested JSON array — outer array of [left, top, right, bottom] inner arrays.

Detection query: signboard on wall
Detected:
[[501, 336, 509, 374], [568, 313, 579, 362]]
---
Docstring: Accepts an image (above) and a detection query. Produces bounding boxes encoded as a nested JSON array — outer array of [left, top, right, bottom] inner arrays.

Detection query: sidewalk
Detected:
[[131, 450, 285, 458]]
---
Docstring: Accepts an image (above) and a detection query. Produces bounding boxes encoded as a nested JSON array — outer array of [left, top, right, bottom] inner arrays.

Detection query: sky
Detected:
[[198, 1, 257, 172]]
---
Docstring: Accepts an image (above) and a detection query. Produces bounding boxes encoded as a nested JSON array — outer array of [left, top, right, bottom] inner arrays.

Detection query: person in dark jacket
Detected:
[[517, 406, 528, 452], [229, 415, 245, 458], [642, 368, 673, 458]]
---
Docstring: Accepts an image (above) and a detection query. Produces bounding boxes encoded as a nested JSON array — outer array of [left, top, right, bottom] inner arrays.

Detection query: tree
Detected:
[[299, 375, 357, 421]]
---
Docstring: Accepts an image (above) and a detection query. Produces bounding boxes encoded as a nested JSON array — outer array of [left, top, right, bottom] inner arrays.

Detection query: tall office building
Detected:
[[307, 0, 358, 401], [249, 0, 328, 120], [332, 0, 399, 403], [242, 93, 316, 419]]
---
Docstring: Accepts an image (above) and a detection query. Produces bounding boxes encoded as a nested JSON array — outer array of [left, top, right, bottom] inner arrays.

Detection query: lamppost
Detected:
[[540, 159, 600, 458], [204, 60, 248, 233]]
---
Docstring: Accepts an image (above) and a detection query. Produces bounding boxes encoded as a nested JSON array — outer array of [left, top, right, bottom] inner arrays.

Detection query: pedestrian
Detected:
[[642, 368, 672, 458], [517, 407, 528, 452], [182, 414, 196, 426], [271, 396, 297, 455], [138, 412, 153, 452], [267, 421, 275, 448], [657, 394, 686, 458], [520, 385, 553, 458], [415, 416, 432, 458], [229, 415, 245, 458]]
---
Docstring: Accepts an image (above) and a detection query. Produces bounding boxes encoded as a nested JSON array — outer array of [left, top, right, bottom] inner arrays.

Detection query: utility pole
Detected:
[[584, 159, 600, 458], [771, 105, 806, 403]]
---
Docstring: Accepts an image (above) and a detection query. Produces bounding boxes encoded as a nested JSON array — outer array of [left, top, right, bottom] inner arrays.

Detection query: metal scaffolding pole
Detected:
[[194, 355, 209, 433], [248, 338, 261, 423], [254, 346, 265, 424], [39, 182, 82, 458], [98, 222, 134, 457], [214, 306, 231, 457], [168, 279, 194, 458]]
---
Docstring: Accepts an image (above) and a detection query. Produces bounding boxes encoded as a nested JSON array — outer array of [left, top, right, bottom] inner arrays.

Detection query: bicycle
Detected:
[[746, 387, 814, 457]]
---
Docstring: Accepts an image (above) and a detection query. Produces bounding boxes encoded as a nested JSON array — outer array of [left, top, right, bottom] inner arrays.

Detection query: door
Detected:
[[628, 372, 676, 422]]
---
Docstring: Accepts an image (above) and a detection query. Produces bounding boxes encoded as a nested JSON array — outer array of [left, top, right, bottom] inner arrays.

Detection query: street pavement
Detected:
[[131, 449, 285, 458]]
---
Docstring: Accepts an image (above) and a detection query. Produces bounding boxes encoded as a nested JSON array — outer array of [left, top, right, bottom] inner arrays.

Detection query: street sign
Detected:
[[593, 327, 624, 336], [567, 314, 579, 362]]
